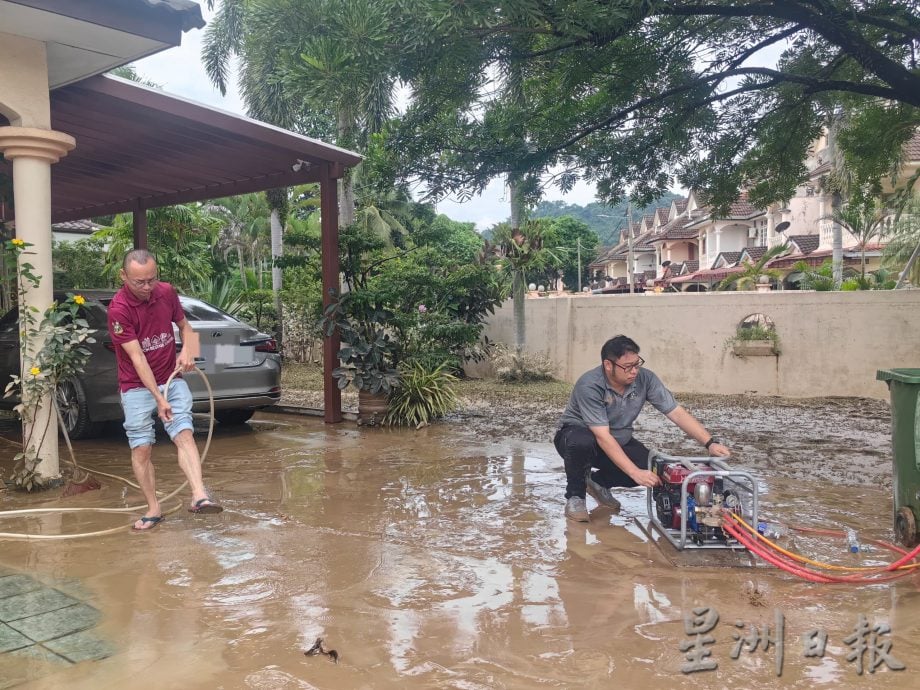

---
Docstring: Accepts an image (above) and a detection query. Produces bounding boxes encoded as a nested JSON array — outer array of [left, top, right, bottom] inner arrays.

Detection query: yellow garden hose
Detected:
[[0, 365, 215, 540]]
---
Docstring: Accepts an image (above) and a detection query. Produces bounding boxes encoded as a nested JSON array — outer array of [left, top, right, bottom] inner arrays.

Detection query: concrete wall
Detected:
[[472, 291, 920, 399]]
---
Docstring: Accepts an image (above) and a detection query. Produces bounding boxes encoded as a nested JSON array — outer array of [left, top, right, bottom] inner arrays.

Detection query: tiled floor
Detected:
[[0, 564, 112, 688]]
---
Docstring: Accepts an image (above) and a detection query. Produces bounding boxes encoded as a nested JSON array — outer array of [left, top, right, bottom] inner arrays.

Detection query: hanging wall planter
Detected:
[[727, 313, 781, 357]]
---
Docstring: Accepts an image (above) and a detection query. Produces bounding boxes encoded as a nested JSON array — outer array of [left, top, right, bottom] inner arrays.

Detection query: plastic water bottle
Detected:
[[757, 522, 785, 539], [845, 528, 860, 553]]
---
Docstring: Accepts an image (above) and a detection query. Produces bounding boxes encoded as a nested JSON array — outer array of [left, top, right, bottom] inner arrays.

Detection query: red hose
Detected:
[[721, 518, 920, 583]]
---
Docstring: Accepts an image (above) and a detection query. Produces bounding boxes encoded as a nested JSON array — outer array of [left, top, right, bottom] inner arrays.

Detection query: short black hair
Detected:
[[601, 335, 640, 362], [123, 249, 155, 270]]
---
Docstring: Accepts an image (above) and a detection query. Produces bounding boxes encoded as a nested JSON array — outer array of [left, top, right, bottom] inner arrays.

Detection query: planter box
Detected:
[[357, 389, 389, 425], [732, 340, 777, 357]]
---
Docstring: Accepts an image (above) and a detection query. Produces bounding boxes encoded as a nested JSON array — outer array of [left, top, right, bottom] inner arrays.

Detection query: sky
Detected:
[[133, 8, 600, 231]]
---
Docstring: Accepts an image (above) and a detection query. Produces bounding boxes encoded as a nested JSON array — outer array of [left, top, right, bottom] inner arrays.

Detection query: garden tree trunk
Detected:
[[270, 207, 283, 344], [337, 110, 356, 228], [832, 221, 843, 288], [509, 175, 526, 351], [237, 245, 246, 286]]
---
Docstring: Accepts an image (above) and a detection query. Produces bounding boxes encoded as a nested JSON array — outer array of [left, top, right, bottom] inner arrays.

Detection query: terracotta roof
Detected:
[[679, 260, 699, 274], [809, 161, 832, 178], [713, 251, 742, 267], [669, 266, 743, 284], [906, 131, 920, 160], [656, 208, 669, 225], [788, 234, 820, 255], [659, 216, 697, 240], [741, 246, 768, 262], [675, 199, 688, 213], [633, 229, 660, 249], [726, 199, 763, 219], [52, 219, 100, 233]]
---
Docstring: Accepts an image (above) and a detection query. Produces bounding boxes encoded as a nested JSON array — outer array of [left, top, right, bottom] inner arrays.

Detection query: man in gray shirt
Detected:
[[554, 335, 730, 522]]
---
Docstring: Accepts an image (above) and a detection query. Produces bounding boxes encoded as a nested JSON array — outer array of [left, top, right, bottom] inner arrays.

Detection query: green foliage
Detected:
[[791, 260, 836, 291], [94, 204, 222, 291], [383, 361, 458, 428], [321, 295, 401, 395], [823, 200, 890, 277], [733, 325, 778, 343], [52, 238, 111, 289], [390, 0, 920, 212], [716, 243, 789, 291], [188, 273, 246, 316], [530, 197, 681, 246], [241, 288, 278, 332], [883, 195, 920, 286], [3, 240, 94, 490]]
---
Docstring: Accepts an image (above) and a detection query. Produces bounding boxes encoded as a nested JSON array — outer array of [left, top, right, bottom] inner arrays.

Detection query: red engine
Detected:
[[652, 458, 740, 543]]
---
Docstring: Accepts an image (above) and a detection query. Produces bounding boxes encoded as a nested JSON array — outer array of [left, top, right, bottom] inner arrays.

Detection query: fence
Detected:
[[470, 290, 920, 399]]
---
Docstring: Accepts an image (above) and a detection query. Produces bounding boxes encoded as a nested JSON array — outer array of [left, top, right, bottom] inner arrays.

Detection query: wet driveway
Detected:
[[0, 408, 918, 689]]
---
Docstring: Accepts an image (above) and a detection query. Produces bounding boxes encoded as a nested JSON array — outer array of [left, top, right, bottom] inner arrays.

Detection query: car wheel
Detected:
[[55, 378, 101, 440], [213, 408, 255, 426]]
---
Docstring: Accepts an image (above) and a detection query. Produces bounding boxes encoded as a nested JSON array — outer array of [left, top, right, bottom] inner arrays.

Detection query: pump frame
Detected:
[[646, 449, 760, 551]]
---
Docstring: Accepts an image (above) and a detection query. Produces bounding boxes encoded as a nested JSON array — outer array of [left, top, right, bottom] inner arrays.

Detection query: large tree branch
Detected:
[[657, 1, 920, 105]]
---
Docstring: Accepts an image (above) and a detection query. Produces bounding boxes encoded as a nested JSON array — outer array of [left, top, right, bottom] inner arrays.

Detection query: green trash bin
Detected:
[[877, 368, 920, 546]]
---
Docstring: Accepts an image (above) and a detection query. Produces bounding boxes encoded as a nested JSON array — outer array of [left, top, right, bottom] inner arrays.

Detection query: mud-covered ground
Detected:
[[281, 364, 894, 491]]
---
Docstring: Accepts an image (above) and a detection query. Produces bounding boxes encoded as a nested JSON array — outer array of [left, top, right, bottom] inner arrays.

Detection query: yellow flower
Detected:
[[30, 366, 40, 376], [73, 295, 86, 305], [11, 238, 24, 247]]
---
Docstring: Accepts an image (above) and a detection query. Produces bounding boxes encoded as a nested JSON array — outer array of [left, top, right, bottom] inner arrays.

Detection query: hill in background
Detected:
[[531, 193, 683, 245]]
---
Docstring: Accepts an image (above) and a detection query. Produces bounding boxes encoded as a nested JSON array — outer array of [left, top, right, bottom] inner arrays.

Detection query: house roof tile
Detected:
[[714, 251, 742, 267], [788, 234, 820, 255], [741, 246, 767, 262]]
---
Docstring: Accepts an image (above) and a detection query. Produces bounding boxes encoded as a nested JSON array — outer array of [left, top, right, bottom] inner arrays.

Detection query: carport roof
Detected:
[[1, 75, 363, 223]]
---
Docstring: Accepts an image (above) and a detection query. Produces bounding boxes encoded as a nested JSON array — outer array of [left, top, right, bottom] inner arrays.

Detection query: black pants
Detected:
[[553, 425, 650, 499]]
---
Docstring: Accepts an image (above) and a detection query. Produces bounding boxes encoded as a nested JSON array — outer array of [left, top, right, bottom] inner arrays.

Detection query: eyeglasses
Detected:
[[608, 356, 645, 373], [127, 277, 158, 288]]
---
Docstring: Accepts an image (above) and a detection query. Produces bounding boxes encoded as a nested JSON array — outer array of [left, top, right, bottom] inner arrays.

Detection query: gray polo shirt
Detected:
[[558, 366, 678, 444]]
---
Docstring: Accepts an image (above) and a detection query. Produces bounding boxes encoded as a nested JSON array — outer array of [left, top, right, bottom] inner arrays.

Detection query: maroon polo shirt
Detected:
[[108, 282, 186, 393]]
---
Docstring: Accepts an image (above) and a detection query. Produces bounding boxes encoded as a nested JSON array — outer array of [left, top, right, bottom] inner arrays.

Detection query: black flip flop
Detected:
[[188, 498, 223, 514], [132, 515, 164, 531]]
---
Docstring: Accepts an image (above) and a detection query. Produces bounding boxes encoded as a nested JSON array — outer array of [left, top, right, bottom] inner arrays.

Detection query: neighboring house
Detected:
[[585, 129, 917, 295], [52, 219, 101, 244]]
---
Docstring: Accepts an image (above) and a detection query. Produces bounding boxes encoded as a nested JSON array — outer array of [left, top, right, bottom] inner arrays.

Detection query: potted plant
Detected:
[[321, 297, 401, 425], [729, 322, 781, 357]]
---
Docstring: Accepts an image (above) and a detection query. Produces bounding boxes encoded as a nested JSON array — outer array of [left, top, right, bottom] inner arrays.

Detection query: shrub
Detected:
[[384, 361, 458, 428], [490, 344, 556, 382]]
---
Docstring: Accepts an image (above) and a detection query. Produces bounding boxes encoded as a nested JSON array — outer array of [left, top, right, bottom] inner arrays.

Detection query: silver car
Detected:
[[0, 289, 281, 438]]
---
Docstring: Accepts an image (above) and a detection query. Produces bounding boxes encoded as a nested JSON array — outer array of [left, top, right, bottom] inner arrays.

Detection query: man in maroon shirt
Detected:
[[108, 249, 222, 530]]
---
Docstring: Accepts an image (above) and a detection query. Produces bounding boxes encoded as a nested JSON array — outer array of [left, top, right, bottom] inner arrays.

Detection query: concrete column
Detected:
[[0, 127, 76, 480]]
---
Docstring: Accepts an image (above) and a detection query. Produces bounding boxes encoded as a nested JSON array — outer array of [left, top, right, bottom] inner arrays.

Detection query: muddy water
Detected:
[[0, 406, 917, 689]]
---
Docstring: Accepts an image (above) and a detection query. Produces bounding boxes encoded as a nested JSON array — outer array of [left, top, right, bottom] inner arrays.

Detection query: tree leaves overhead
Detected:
[[390, 0, 920, 208]]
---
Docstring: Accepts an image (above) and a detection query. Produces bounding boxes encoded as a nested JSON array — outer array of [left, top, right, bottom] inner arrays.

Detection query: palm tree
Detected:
[[716, 243, 789, 291], [491, 220, 560, 350], [93, 204, 223, 290], [821, 201, 889, 278]]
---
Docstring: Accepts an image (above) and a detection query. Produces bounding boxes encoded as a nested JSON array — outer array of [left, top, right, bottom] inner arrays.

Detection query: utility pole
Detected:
[[577, 237, 582, 292], [627, 202, 635, 294]]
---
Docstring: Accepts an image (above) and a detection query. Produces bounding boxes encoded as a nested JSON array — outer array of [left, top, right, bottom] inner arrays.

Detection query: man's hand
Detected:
[[156, 396, 173, 423], [176, 349, 197, 372], [708, 442, 731, 458], [631, 468, 661, 488]]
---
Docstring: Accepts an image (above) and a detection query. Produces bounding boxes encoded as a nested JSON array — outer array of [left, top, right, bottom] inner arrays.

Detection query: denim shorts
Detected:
[[120, 378, 194, 449]]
